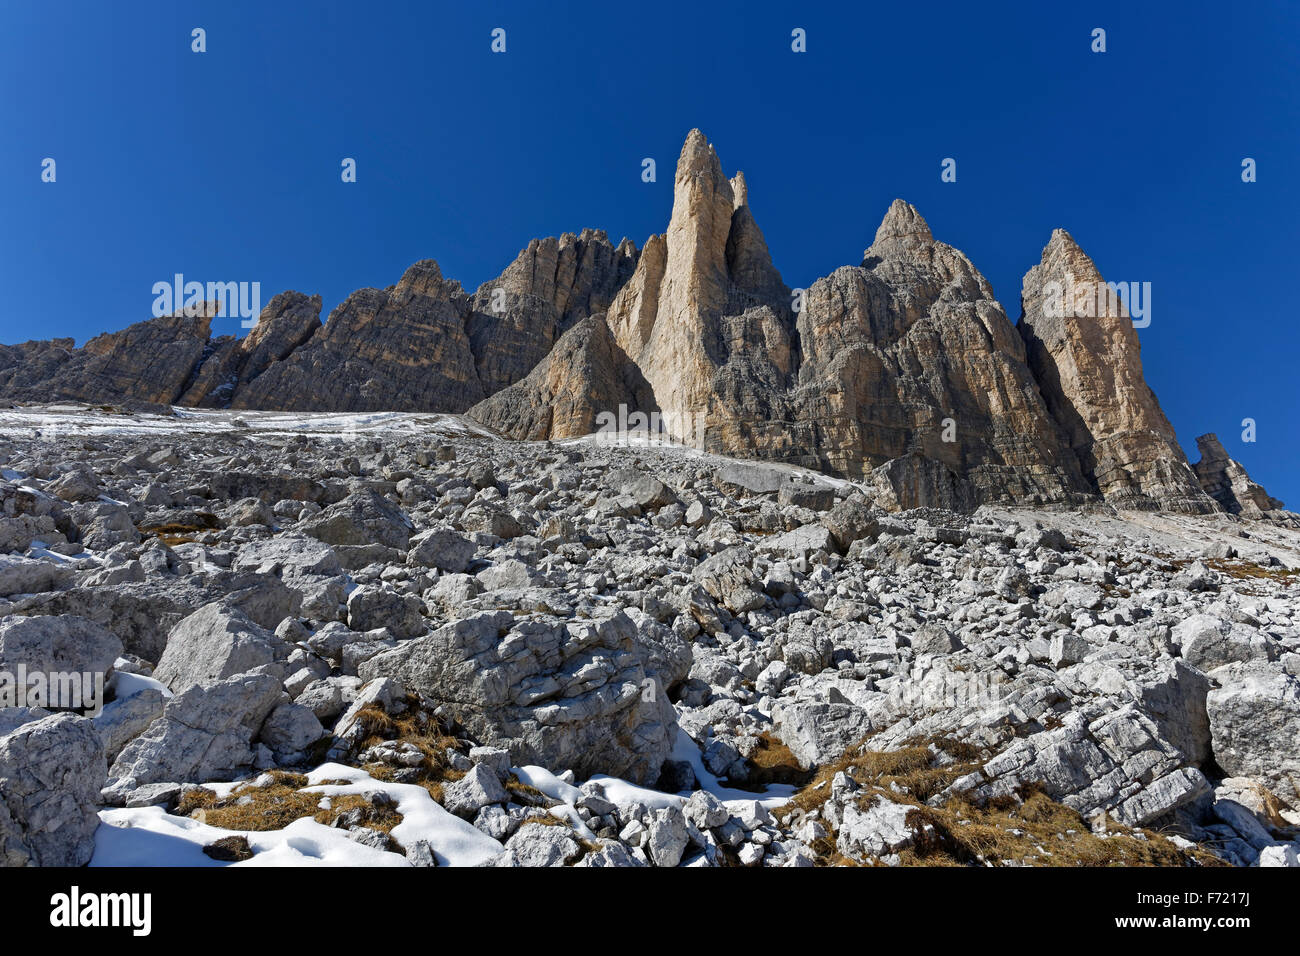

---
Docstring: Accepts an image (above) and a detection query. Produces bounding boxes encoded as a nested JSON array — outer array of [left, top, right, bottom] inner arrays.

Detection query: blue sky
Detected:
[[2, 1, 1296, 503]]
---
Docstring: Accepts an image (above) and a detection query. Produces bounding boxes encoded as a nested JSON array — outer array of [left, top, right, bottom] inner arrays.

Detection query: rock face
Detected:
[[179, 292, 323, 407], [1018, 231, 1216, 513], [1193, 433, 1293, 521], [358, 609, 676, 784], [466, 230, 639, 397], [480, 135, 1208, 513], [0, 306, 219, 406], [467, 315, 656, 441], [0, 130, 1266, 515], [789, 201, 1093, 508], [601, 131, 797, 454], [232, 261, 484, 413]]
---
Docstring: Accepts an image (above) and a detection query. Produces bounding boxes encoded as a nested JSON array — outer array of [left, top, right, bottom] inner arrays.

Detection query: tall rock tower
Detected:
[[1018, 231, 1217, 513]]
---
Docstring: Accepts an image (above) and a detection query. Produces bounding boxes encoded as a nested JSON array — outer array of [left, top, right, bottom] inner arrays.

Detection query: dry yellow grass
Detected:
[[137, 515, 221, 547], [180, 770, 403, 835], [351, 698, 469, 805], [742, 732, 816, 789]]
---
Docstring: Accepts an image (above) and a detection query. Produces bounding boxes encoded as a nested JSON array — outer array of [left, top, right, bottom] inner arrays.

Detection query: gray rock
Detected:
[[1175, 614, 1274, 671], [0, 707, 51, 736], [683, 790, 730, 830], [0, 554, 73, 598], [912, 624, 962, 657], [346, 587, 426, 639], [1112, 767, 1211, 828], [609, 469, 678, 510], [441, 763, 509, 818], [258, 702, 325, 759], [93, 686, 166, 761], [771, 701, 873, 769], [1207, 662, 1300, 808], [645, 805, 690, 866], [946, 704, 1203, 825], [575, 840, 646, 867], [468, 745, 512, 779], [152, 603, 289, 695], [108, 672, 285, 786], [778, 480, 835, 512], [327, 677, 405, 757], [0, 614, 122, 688], [1259, 843, 1300, 867], [302, 490, 412, 551], [496, 821, 581, 867], [359, 609, 675, 784], [693, 547, 765, 614], [821, 494, 881, 553], [836, 795, 915, 859], [232, 535, 343, 577], [718, 462, 788, 495], [406, 839, 438, 867], [0, 713, 106, 866], [1049, 632, 1090, 668], [407, 529, 476, 573]]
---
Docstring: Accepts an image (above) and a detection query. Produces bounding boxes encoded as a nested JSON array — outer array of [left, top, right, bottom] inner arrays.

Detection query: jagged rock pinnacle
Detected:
[[872, 199, 933, 245]]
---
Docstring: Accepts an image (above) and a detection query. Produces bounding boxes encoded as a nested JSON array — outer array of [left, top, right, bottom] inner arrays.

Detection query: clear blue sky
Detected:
[[2, 1, 1296, 504]]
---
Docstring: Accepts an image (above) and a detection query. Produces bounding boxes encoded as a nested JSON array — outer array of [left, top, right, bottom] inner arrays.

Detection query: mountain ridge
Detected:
[[0, 130, 1287, 519]]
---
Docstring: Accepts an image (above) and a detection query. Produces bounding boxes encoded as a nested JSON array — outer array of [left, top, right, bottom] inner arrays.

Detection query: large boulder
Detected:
[[1207, 662, 1300, 808], [608, 469, 678, 510], [0, 614, 123, 699], [1174, 614, 1275, 672], [944, 704, 1210, 826], [93, 683, 167, 762], [771, 701, 874, 769], [692, 547, 765, 614], [152, 603, 290, 695], [821, 494, 880, 553], [1134, 658, 1213, 766], [301, 490, 412, 550], [495, 822, 581, 867], [258, 702, 325, 762], [232, 534, 343, 577], [3, 572, 300, 662], [407, 529, 476, 573], [346, 587, 426, 639], [108, 672, 285, 786], [359, 609, 675, 784], [0, 554, 73, 598], [0, 713, 106, 866]]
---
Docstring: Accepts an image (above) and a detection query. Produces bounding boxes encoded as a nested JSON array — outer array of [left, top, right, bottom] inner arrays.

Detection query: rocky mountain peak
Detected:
[[1193, 433, 1293, 522], [869, 198, 933, 249], [1018, 231, 1216, 513], [730, 171, 749, 209], [395, 259, 462, 299], [597, 131, 796, 445]]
